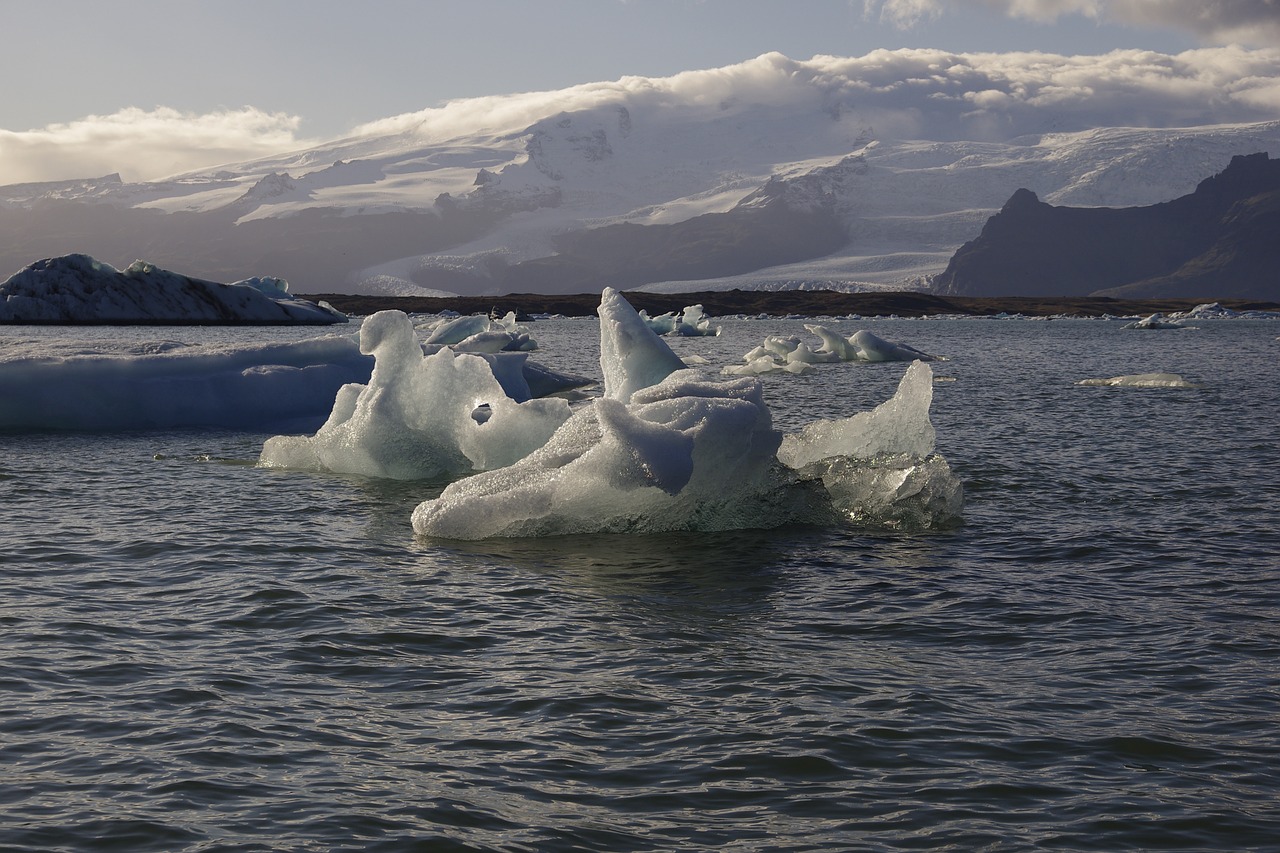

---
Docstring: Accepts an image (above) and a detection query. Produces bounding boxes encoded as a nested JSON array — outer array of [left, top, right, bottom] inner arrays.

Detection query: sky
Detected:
[[2, 0, 1279, 185]]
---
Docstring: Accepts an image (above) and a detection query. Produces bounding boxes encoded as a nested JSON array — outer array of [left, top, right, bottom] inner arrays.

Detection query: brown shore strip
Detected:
[[301, 290, 1280, 319]]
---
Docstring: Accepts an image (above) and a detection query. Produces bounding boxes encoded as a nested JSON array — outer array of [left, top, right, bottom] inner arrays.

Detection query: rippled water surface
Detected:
[[2, 316, 1278, 851]]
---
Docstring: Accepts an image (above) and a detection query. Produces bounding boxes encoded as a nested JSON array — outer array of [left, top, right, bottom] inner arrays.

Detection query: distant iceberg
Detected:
[[0, 254, 347, 325], [724, 324, 941, 375], [1122, 313, 1188, 330], [1077, 373, 1198, 388], [638, 304, 721, 337]]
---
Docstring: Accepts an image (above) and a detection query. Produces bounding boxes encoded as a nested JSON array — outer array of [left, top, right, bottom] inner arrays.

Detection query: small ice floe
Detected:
[[420, 310, 537, 352], [724, 324, 940, 375], [1077, 373, 1198, 388], [1123, 313, 1190, 330], [639, 304, 721, 337]]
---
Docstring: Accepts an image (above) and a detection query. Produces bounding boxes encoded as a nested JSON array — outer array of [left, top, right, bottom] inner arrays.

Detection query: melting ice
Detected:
[[725, 324, 941, 376], [399, 289, 964, 538]]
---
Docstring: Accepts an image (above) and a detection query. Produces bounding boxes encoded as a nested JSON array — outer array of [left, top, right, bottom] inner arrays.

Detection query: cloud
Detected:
[[798, 46, 1280, 137], [349, 47, 1280, 154], [0, 107, 313, 186], [865, 0, 1280, 45], [6, 47, 1280, 186]]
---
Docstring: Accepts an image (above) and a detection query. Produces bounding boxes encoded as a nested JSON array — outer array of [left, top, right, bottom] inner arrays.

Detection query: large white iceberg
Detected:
[[411, 291, 963, 539], [0, 254, 347, 325], [259, 311, 574, 480], [0, 335, 371, 431]]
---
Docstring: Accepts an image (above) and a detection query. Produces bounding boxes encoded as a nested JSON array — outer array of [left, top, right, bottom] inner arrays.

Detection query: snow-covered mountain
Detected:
[[4, 52, 1280, 297]]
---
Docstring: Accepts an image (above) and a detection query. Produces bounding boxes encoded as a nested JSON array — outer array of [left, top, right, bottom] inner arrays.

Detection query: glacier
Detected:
[[6, 52, 1280, 296]]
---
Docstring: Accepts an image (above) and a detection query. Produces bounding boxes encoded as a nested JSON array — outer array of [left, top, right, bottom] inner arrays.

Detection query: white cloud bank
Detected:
[[3, 45, 1280, 187], [0, 107, 314, 185], [866, 0, 1280, 46], [357, 46, 1280, 145]]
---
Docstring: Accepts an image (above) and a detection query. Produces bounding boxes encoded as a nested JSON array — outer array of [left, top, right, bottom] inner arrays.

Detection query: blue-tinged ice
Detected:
[[259, 311, 572, 479], [639, 304, 721, 337], [0, 335, 371, 431], [598, 287, 688, 402], [412, 292, 963, 539]]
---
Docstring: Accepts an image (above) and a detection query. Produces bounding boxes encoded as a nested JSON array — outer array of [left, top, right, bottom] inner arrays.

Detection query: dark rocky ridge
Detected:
[[932, 152, 1280, 300], [302, 289, 1278, 319]]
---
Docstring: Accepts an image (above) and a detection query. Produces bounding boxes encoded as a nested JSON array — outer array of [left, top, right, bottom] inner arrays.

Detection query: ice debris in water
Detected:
[[411, 290, 963, 539], [724, 324, 940, 375], [1077, 373, 1198, 388], [639, 304, 721, 337], [1122, 313, 1190, 330], [421, 310, 538, 352], [259, 310, 574, 480]]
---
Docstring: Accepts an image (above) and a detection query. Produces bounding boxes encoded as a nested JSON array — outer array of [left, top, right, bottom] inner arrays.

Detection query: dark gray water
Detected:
[[2, 317, 1278, 851]]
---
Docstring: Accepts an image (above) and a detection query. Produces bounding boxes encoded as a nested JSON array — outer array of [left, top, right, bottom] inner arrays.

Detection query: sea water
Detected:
[[1, 316, 1278, 851]]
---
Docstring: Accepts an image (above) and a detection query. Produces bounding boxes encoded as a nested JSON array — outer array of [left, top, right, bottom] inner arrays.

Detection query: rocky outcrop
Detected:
[[932, 153, 1280, 300]]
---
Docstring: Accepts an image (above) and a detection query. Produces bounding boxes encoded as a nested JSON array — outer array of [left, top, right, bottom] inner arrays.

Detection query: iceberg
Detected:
[[639, 304, 721, 337], [0, 254, 347, 325], [259, 311, 574, 480], [725, 324, 940, 375], [411, 291, 963, 539], [422, 311, 538, 352], [0, 335, 371, 432], [598, 287, 688, 402], [1077, 373, 1198, 388], [1122, 313, 1188, 330]]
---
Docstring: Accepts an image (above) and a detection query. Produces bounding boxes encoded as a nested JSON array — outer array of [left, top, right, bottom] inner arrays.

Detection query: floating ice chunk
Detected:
[[0, 334, 370, 431], [726, 325, 939, 375], [1077, 373, 1198, 388], [1123, 313, 1188, 330], [423, 312, 538, 352], [848, 330, 940, 362], [410, 291, 962, 540], [777, 361, 962, 528], [452, 329, 533, 353], [412, 369, 786, 538], [259, 311, 571, 479], [723, 355, 814, 376], [804, 324, 860, 360], [598, 287, 688, 402], [423, 315, 490, 345], [777, 360, 937, 468], [639, 304, 721, 337]]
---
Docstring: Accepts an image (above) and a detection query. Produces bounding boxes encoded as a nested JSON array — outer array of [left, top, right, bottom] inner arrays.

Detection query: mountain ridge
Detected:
[[3, 53, 1280, 298], [932, 152, 1280, 300]]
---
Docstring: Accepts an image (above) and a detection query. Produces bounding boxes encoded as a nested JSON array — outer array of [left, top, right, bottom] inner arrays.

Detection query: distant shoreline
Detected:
[[303, 290, 1280, 320]]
